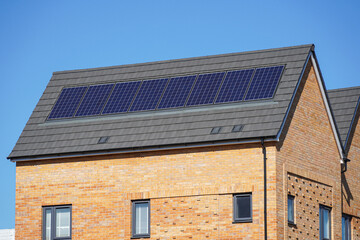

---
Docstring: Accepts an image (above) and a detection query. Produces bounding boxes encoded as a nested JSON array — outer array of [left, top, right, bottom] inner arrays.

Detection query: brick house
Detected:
[[8, 44, 360, 239]]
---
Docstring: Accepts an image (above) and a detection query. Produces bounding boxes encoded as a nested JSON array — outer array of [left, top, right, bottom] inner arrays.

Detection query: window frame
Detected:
[[342, 214, 352, 240], [131, 199, 151, 239], [233, 193, 252, 223], [42, 205, 72, 240], [288, 195, 295, 225], [319, 205, 331, 240]]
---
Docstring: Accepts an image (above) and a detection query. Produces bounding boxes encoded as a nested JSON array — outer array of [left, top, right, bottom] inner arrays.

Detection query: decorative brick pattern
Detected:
[[287, 173, 333, 239], [352, 217, 360, 239]]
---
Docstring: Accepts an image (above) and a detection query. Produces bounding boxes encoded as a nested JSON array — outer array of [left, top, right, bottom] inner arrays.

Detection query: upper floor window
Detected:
[[342, 214, 351, 240], [132, 200, 150, 238], [320, 205, 331, 240], [233, 193, 252, 223], [288, 195, 295, 224], [43, 205, 72, 240]]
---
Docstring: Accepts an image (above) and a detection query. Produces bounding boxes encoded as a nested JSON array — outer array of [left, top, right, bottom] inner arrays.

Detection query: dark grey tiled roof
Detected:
[[327, 87, 360, 147], [8, 44, 314, 160]]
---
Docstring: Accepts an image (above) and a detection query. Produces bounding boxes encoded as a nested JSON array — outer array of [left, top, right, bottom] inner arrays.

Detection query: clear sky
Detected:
[[1, 0, 360, 229]]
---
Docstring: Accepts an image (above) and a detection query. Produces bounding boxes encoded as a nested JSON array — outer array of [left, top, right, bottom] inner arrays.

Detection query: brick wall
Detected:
[[15, 144, 277, 239], [343, 109, 360, 239], [276, 62, 342, 239]]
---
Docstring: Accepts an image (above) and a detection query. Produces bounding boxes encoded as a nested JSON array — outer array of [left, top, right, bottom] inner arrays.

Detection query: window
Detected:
[[132, 200, 150, 238], [342, 214, 351, 240], [288, 195, 295, 224], [319, 205, 331, 240], [42, 205, 72, 240], [233, 193, 252, 223]]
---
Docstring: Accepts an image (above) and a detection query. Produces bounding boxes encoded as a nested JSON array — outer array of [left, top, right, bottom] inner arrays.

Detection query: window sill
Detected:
[[233, 219, 252, 224], [288, 222, 297, 228], [131, 235, 150, 239]]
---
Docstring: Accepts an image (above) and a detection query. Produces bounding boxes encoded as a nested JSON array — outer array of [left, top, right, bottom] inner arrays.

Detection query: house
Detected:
[[0, 229, 15, 240], [8, 44, 360, 239]]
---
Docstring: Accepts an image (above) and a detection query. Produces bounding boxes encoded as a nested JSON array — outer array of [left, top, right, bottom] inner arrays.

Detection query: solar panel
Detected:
[[48, 86, 87, 119], [244, 66, 284, 101], [215, 69, 254, 103], [102, 81, 141, 114], [157, 75, 196, 109], [75, 84, 114, 117], [186, 72, 225, 106], [129, 78, 168, 112]]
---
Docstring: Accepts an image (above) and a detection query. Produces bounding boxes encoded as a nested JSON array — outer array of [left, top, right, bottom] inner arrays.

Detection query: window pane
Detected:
[[135, 203, 149, 235], [56, 208, 71, 237], [342, 215, 351, 240], [288, 196, 294, 223], [236, 195, 251, 219], [323, 208, 330, 239], [45, 209, 51, 240], [342, 216, 346, 239]]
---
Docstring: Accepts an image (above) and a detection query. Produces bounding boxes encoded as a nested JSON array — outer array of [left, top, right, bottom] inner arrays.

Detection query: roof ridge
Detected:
[[53, 44, 314, 75], [328, 86, 360, 92]]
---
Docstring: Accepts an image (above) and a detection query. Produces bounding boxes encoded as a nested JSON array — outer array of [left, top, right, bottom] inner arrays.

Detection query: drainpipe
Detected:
[[261, 138, 267, 240], [341, 157, 350, 173]]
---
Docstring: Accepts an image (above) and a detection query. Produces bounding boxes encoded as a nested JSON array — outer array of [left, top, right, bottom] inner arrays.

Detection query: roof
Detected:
[[8, 44, 315, 160], [327, 86, 360, 148]]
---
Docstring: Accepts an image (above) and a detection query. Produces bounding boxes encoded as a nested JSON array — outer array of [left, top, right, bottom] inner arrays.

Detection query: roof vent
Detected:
[[98, 136, 110, 144], [210, 127, 222, 134], [232, 125, 244, 132]]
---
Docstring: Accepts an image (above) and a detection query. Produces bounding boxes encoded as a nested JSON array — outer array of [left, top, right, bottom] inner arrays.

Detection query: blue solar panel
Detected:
[[129, 78, 168, 112], [186, 72, 225, 106], [75, 84, 114, 117], [215, 69, 254, 103], [48, 86, 87, 119], [102, 81, 141, 114], [244, 66, 284, 101], [157, 75, 196, 109]]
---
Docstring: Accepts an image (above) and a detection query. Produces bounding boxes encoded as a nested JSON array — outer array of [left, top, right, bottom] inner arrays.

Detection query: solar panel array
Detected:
[[158, 75, 196, 109], [186, 72, 225, 106], [129, 78, 168, 112], [102, 81, 141, 114], [75, 84, 114, 117], [48, 65, 284, 120], [245, 66, 284, 100], [48, 86, 87, 119]]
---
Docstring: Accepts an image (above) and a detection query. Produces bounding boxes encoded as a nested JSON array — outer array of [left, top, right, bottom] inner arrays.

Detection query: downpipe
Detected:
[[261, 138, 267, 240]]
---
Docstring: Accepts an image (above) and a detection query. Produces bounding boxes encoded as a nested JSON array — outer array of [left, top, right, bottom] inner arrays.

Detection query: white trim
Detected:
[[310, 53, 344, 162]]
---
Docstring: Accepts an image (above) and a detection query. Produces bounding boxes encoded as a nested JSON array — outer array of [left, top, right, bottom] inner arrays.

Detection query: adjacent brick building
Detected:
[[8, 45, 360, 239]]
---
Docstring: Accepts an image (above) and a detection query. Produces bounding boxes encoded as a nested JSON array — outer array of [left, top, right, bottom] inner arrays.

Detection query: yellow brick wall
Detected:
[[343, 112, 360, 239], [15, 144, 277, 239], [276, 62, 342, 239], [344, 117, 360, 217]]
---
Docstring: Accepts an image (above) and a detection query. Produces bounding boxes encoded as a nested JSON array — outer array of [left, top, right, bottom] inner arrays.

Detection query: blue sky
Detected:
[[1, 0, 360, 229]]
